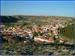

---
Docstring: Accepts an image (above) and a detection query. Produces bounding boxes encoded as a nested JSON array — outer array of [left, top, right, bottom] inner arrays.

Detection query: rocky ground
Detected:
[[0, 41, 74, 55]]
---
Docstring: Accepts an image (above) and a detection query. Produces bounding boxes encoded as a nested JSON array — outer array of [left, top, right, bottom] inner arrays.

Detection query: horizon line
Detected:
[[1, 15, 75, 17]]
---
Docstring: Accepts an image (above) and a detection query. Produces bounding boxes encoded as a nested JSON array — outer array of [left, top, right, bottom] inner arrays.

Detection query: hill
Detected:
[[0, 16, 75, 24], [0, 16, 75, 39]]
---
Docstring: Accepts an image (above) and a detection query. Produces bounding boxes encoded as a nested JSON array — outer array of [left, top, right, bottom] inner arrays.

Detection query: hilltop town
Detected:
[[0, 16, 75, 55]]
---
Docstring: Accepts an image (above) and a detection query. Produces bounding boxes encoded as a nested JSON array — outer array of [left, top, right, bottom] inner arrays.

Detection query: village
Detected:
[[0, 20, 66, 43], [0, 17, 75, 55]]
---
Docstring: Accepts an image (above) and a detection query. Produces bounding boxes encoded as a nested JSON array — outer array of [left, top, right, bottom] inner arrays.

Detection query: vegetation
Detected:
[[60, 23, 75, 41]]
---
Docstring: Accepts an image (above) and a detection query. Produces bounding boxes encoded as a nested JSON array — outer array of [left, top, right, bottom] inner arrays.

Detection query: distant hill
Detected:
[[0, 16, 75, 24], [0, 16, 18, 23]]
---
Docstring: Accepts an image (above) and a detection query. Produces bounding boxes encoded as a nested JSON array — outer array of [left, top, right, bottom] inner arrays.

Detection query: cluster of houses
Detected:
[[0, 21, 66, 44]]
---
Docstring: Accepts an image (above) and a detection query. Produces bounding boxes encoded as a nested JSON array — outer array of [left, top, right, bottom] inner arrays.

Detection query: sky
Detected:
[[1, 1, 75, 17]]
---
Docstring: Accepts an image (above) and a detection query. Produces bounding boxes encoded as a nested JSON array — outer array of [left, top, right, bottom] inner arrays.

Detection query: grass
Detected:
[[60, 23, 75, 42]]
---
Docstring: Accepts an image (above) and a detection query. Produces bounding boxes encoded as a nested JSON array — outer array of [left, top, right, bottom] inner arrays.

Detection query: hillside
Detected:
[[0, 16, 75, 23], [0, 16, 75, 55], [0, 16, 75, 39]]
